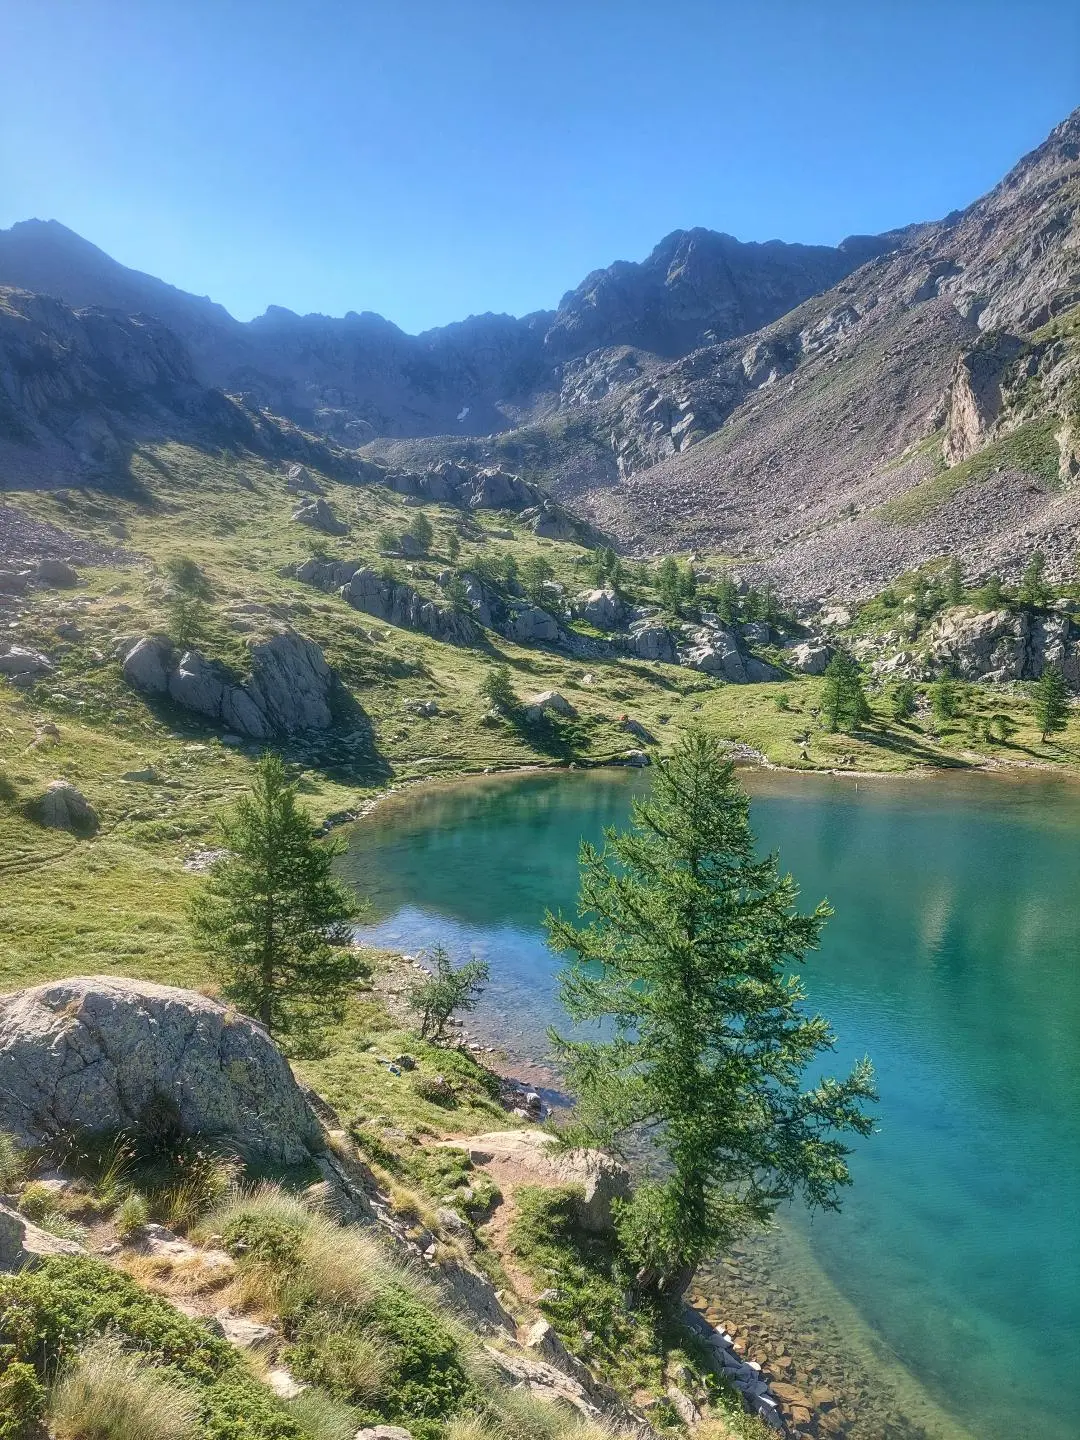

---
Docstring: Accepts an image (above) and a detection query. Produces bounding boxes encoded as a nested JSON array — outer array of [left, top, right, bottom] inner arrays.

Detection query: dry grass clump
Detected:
[[49, 1338, 199, 1440], [447, 1389, 634, 1440]]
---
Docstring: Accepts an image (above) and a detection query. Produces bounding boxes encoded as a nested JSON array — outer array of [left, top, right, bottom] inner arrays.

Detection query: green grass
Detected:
[[879, 418, 1061, 525]]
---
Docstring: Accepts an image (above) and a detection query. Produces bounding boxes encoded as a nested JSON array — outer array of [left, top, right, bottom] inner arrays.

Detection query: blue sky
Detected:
[[3, 1, 1077, 332]]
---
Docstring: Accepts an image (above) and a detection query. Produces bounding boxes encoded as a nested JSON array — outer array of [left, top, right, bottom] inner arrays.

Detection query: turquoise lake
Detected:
[[340, 768, 1080, 1440]]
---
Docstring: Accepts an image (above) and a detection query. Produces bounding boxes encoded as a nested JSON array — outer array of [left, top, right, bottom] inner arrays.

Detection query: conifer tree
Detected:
[[1019, 550, 1052, 608], [191, 755, 363, 1046], [656, 556, 682, 614], [1032, 663, 1069, 742], [521, 555, 555, 604], [890, 679, 917, 721], [547, 731, 876, 1295], [480, 664, 517, 713], [946, 557, 964, 606], [820, 653, 870, 732], [407, 510, 434, 551], [714, 572, 739, 625]]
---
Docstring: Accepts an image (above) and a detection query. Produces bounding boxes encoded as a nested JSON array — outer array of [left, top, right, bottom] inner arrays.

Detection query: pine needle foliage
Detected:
[[190, 754, 364, 1046], [546, 731, 876, 1295]]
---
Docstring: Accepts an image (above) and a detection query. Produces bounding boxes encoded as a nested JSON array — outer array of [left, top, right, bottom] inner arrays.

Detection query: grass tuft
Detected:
[[50, 1338, 199, 1440]]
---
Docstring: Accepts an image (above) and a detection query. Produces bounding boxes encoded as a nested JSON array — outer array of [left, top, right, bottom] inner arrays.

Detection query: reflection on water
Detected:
[[340, 768, 1080, 1440]]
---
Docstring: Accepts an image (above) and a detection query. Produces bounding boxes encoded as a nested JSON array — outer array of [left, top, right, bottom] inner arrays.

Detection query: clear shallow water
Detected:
[[341, 769, 1080, 1440]]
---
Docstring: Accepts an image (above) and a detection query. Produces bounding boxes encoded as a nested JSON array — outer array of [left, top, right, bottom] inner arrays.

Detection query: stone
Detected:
[[211, 1309, 277, 1348], [0, 976, 324, 1165], [666, 1384, 702, 1424], [620, 715, 655, 743], [441, 1131, 630, 1233], [0, 647, 53, 677], [36, 558, 79, 587], [507, 605, 560, 644], [740, 621, 772, 646], [0, 1200, 83, 1271], [291, 496, 348, 536], [622, 749, 651, 767], [436, 1206, 469, 1237], [788, 640, 832, 675], [627, 623, 678, 662], [355, 1427, 414, 1440], [340, 568, 476, 646], [687, 629, 747, 682], [35, 780, 98, 833], [529, 690, 576, 717], [573, 588, 629, 630], [0, 570, 27, 594], [267, 1368, 306, 1400], [285, 463, 325, 495], [122, 636, 171, 694]]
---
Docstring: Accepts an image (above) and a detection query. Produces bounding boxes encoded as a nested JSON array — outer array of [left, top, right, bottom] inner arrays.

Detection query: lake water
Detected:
[[341, 768, 1080, 1440]]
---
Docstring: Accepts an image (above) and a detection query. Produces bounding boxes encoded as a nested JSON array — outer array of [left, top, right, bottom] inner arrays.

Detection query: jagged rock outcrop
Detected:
[[685, 628, 749, 682], [927, 604, 1080, 685], [0, 976, 323, 1163], [573, 588, 630, 630], [942, 333, 1027, 464], [122, 624, 337, 737], [787, 639, 832, 674], [625, 622, 678, 662], [291, 495, 347, 535], [341, 568, 477, 645], [505, 604, 561, 643]]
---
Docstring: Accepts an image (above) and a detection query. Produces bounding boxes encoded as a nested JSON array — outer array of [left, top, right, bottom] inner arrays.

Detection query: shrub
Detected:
[[412, 1075, 457, 1108], [50, 1339, 199, 1440], [116, 1192, 150, 1239], [0, 1357, 45, 1440], [284, 1313, 390, 1402], [285, 1388, 360, 1440], [0, 770, 16, 806], [407, 944, 489, 1043], [17, 1182, 58, 1224]]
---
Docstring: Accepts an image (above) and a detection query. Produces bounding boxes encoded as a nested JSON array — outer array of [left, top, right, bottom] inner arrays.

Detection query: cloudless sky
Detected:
[[2, 1, 1077, 332]]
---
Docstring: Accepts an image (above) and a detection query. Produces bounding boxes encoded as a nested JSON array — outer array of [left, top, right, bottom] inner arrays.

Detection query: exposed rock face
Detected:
[[341, 568, 477, 645], [0, 1200, 83, 1270], [0, 976, 323, 1164], [574, 588, 629, 630], [942, 334, 1026, 464], [686, 629, 748, 682], [291, 495, 347, 535], [625, 623, 678, 662], [35, 780, 98, 833], [123, 625, 336, 737], [928, 605, 1080, 685], [506, 604, 560, 643], [787, 639, 832, 674], [447, 1131, 631, 1234]]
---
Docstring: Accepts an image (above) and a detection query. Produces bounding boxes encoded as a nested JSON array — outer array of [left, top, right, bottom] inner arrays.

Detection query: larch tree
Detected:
[[546, 730, 876, 1298], [190, 754, 364, 1048], [1032, 664, 1069, 742]]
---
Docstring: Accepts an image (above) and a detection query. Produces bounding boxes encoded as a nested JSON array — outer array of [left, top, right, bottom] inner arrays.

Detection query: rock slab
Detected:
[[0, 976, 323, 1165]]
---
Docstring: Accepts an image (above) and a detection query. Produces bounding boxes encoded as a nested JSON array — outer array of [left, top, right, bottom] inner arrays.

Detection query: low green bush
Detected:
[[0, 1354, 45, 1440], [0, 1257, 304, 1440]]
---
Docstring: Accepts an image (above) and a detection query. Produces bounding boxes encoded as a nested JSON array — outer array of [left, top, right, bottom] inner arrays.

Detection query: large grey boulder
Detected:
[[0, 647, 53, 678], [787, 640, 832, 675], [928, 605, 1080, 686], [122, 636, 170, 693], [36, 558, 79, 588], [0, 976, 323, 1164], [686, 629, 747, 682], [507, 605, 560, 643], [35, 780, 98, 833], [627, 623, 678, 662], [285, 463, 325, 495], [291, 496, 347, 536], [573, 588, 629, 630]]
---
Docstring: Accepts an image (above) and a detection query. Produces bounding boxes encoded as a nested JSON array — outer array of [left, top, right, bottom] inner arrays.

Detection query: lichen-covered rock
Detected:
[[0, 976, 323, 1164], [686, 628, 747, 682], [529, 690, 576, 717], [574, 588, 629, 630], [122, 636, 171, 693], [787, 639, 832, 674], [928, 605, 1080, 685], [626, 623, 678, 662], [35, 780, 98, 833]]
